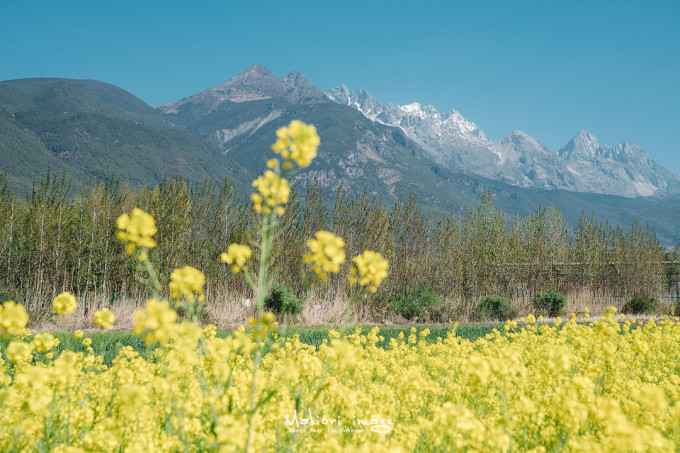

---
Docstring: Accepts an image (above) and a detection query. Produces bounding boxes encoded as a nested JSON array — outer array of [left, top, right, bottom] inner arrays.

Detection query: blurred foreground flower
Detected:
[[32, 332, 59, 352], [116, 208, 157, 254], [53, 292, 77, 315], [251, 171, 290, 215], [271, 120, 320, 168], [349, 251, 389, 292], [133, 299, 178, 346], [6, 341, 33, 363], [93, 308, 115, 330], [304, 230, 346, 280], [0, 301, 29, 334], [169, 266, 206, 302], [221, 244, 253, 274]]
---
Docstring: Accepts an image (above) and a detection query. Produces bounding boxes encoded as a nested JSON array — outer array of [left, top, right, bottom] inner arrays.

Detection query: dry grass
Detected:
[[22, 288, 677, 333], [29, 293, 143, 333]]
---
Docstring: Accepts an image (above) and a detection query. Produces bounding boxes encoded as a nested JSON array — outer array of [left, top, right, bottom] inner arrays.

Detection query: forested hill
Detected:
[[0, 78, 246, 194]]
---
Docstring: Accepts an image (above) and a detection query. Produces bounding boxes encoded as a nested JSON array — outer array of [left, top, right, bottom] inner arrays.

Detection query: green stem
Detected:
[[254, 212, 276, 316], [141, 248, 162, 298], [245, 349, 262, 453], [245, 210, 277, 453]]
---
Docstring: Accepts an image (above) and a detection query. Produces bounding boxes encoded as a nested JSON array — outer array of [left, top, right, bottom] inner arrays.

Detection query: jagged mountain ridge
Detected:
[[325, 85, 493, 171], [325, 85, 680, 198], [558, 130, 680, 196], [155, 64, 439, 203], [157, 63, 327, 117]]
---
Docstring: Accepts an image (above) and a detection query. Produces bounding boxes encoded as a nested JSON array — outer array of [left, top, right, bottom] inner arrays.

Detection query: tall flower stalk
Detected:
[[115, 120, 389, 452]]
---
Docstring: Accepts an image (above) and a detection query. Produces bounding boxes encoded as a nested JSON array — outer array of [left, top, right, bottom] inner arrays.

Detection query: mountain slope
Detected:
[[0, 78, 245, 194]]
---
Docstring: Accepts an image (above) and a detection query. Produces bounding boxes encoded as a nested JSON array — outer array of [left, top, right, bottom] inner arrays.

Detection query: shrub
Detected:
[[389, 283, 445, 322], [478, 295, 517, 321], [674, 298, 680, 317], [175, 303, 211, 324], [621, 294, 658, 315], [532, 289, 567, 317], [0, 290, 19, 304], [265, 284, 304, 316]]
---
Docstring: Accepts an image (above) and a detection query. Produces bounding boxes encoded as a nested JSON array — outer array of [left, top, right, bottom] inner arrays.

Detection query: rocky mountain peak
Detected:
[[502, 130, 533, 144], [497, 130, 553, 158], [608, 141, 648, 165], [237, 62, 274, 77], [324, 84, 352, 104], [215, 63, 286, 96], [559, 129, 601, 161], [279, 70, 324, 98], [158, 64, 329, 114]]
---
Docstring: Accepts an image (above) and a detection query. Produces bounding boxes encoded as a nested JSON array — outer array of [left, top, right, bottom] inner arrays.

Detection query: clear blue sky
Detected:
[[2, 0, 679, 173]]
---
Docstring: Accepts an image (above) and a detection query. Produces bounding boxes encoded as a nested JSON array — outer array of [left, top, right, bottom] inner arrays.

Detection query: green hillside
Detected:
[[0, 78, 246, 195]]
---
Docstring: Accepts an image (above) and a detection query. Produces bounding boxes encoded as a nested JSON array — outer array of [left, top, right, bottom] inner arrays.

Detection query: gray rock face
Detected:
[[158, 64, 327, 115], [279, 70, 325, 99], [490, 131, 577, 190], [326, 85, 495, 170], [326, 86, 680, 198], [558, 130, 680, 197]]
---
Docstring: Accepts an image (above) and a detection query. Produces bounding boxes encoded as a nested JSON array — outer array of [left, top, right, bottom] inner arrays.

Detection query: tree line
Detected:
[[0, 172, 669, 312]]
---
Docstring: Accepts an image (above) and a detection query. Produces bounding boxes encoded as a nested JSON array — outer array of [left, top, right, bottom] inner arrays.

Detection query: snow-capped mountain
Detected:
[[325, 86, 680, 198], [490, 131, 577, 190], [558, 130, 680, 197], [325, 85, 495, 170]]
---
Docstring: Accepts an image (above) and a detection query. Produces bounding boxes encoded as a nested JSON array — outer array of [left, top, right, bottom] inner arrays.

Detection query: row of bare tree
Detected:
[[0, 172, 669, 311]]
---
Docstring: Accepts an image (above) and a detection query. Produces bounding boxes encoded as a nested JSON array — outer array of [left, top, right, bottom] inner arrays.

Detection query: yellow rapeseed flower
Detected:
[[32, 332, 60, 352], [53, 292, 77, 315], [133, 299, 178, 345], [349, 250, 389, 292], [93, 308, 115, 330], [116, 208, 157, 254], [6, 341, 33, 363], [270, 120, 320, 168], [73, 330, 84, 338], [0, 301, 29, 334], [304, 230, 346, 280], [52, 446, 86, 453], [251, 171, 290, 215], [220, 244, 253, 274], [169, 266, 206, 302]]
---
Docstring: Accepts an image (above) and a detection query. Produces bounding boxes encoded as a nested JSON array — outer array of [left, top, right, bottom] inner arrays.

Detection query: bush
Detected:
[[532, 289, 567, 317], [0, 290, 19, 304], [478, 295, 517, 321], [674, 298, 680, 317], [389, 283, 445, 322], [265, 284, 304, 316], [175, 303, 211, 324], [621, 294, 658, 315]]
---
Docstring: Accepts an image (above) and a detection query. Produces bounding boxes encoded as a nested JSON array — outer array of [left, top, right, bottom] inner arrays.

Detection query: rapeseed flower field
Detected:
[[0, 303, 679, 451], [0, 121, 678, 452]]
